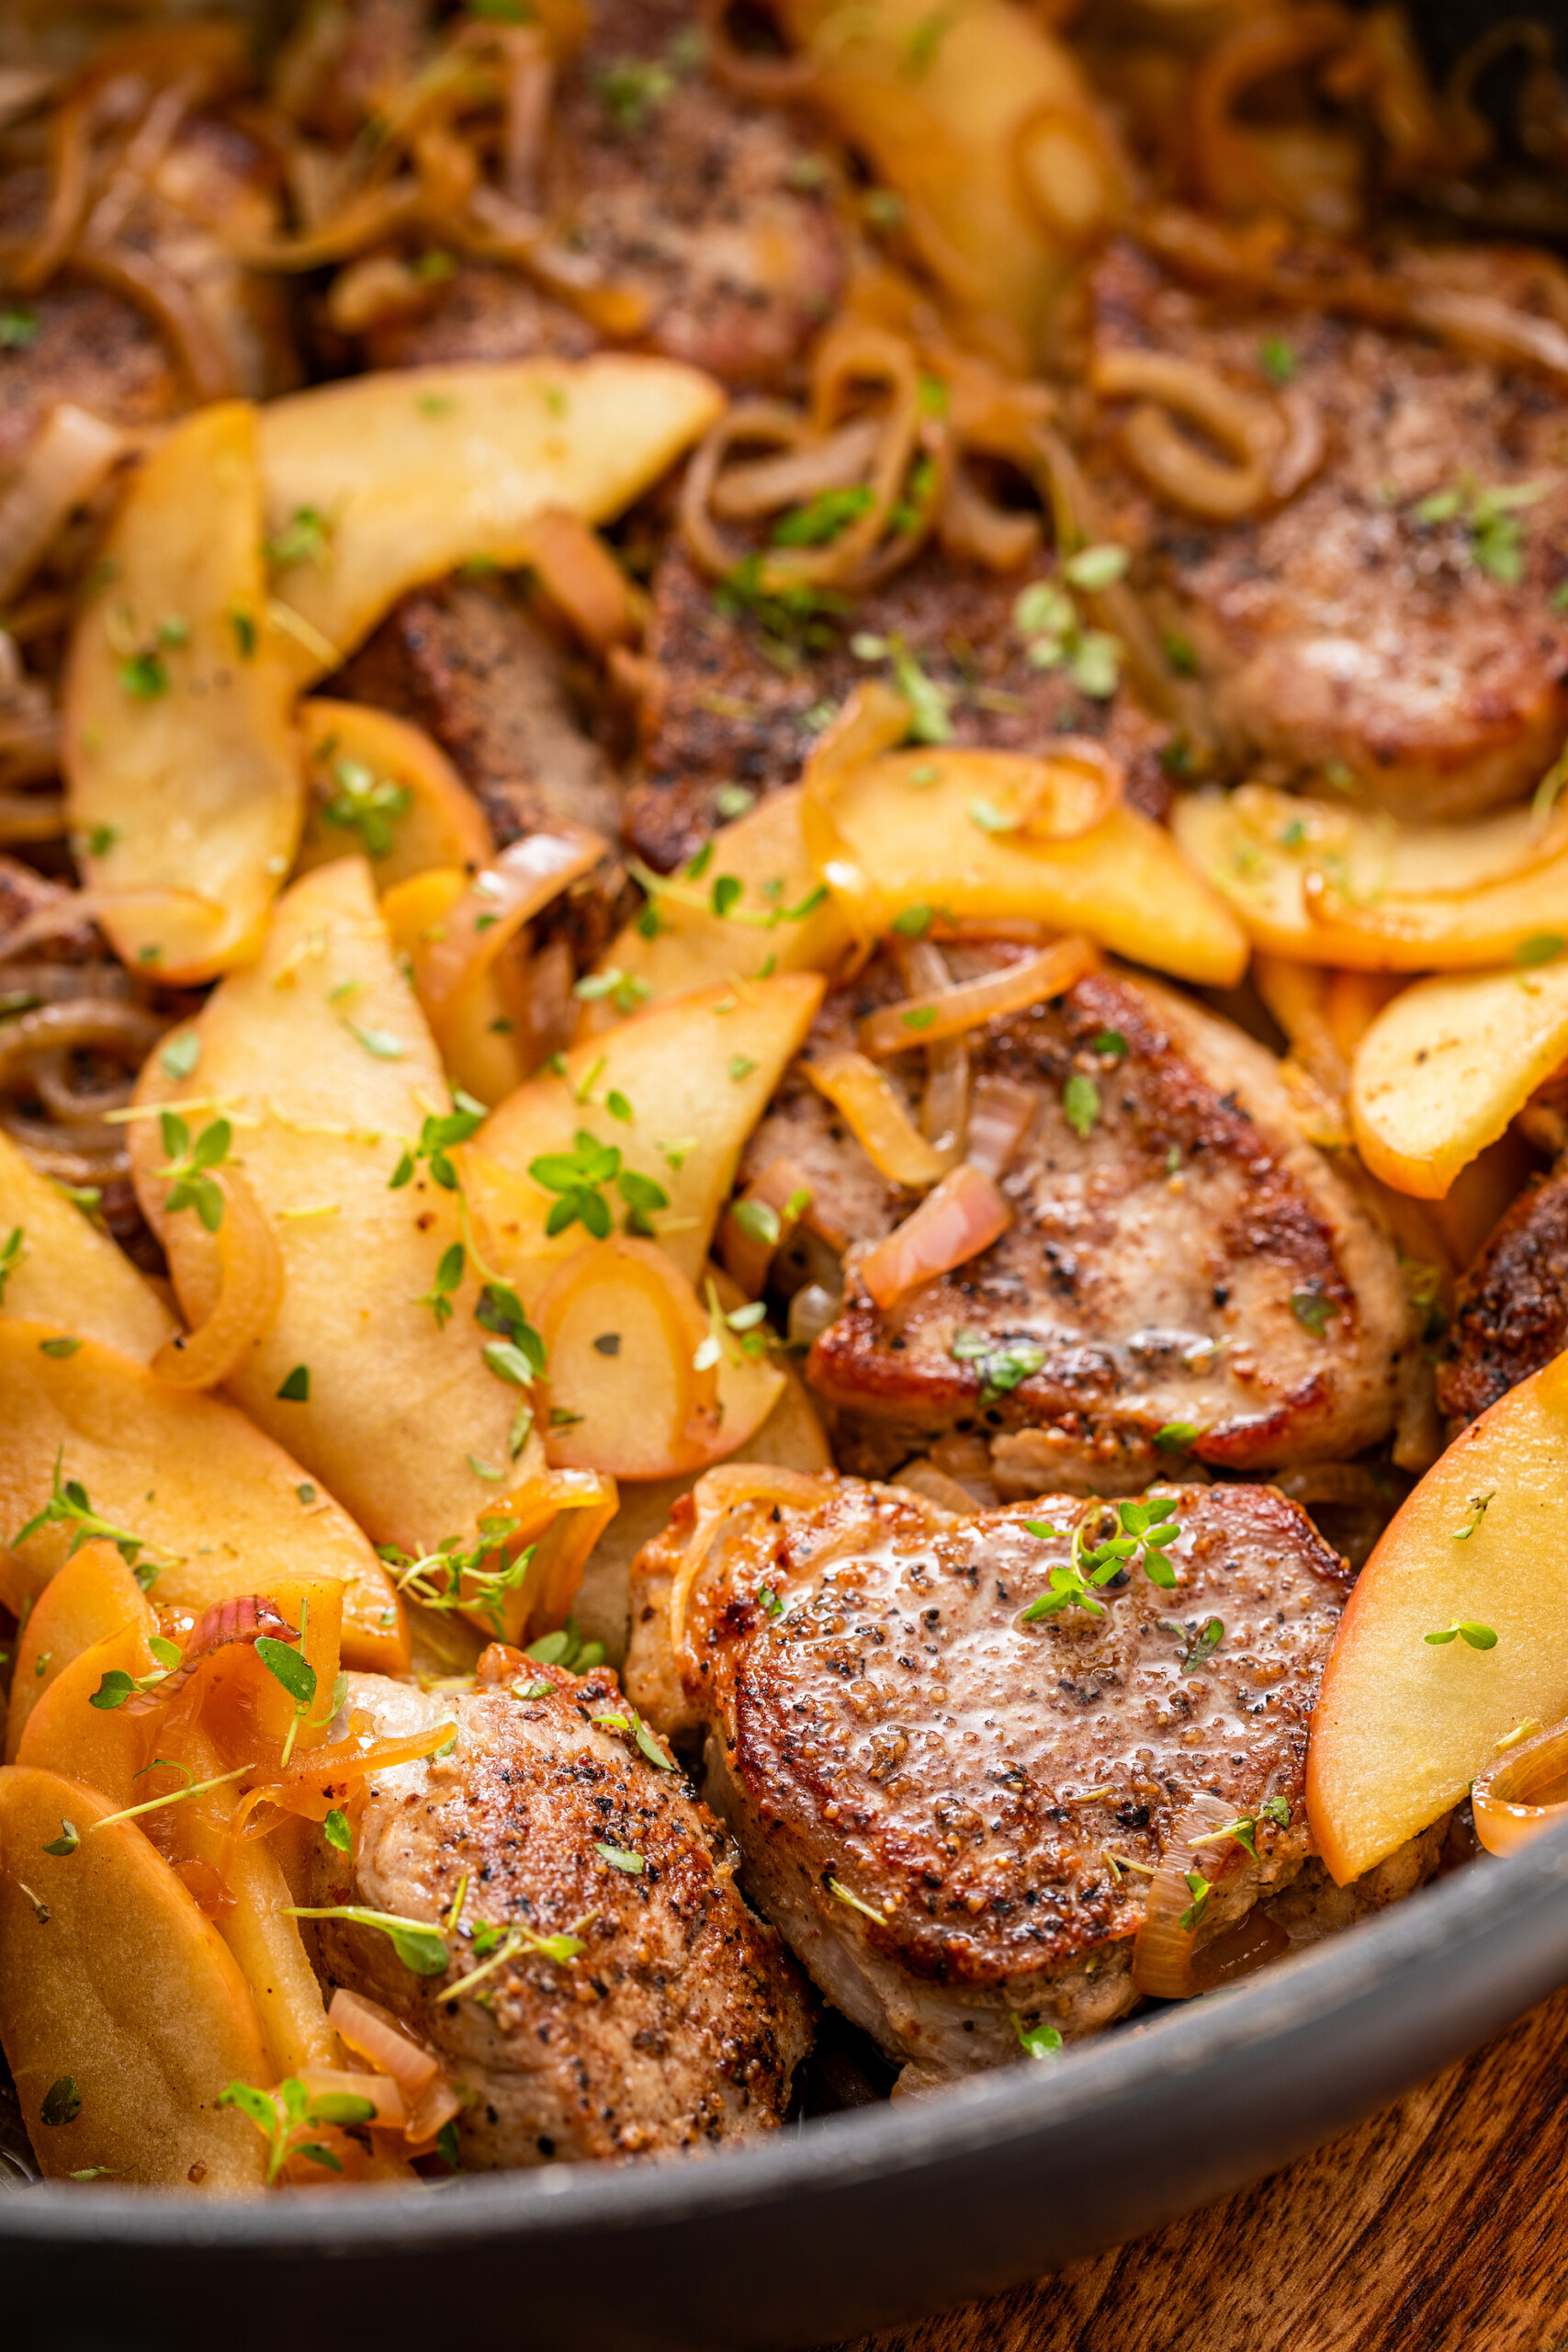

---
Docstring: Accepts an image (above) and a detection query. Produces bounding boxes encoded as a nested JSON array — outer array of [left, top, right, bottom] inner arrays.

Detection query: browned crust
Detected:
[[1438, 1164, 1568, 1428]]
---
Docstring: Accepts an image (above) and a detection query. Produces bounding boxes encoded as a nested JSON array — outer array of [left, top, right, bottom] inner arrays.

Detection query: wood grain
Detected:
[[831, 1987, 1568, 2352]]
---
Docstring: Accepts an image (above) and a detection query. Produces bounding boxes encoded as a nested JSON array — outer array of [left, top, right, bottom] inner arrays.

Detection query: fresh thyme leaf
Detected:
[[283, 1905, 449, 1974], [157, 1114, 231, 1234], [1259, 334, 1297, 385], [1289, 1288, 1334, 1337], [277, 1363, 310, 1402], [40, 2077, 81, 2126], [1155, 1421, 1198, 1451], [1516, 931, 1564, 966], [10, 1451, 172, 1576], [42, 1821, 80, 1858], [255, 1636, 317, 1711], [1063, 1071, 1100, 1139], [1012, 2014, 1064, 2062], [39, 1337, 80, 1359], [344, 1020, 405, 1061], [1180, 1615, 1224, 1671], [1179, 1871, 1213, 1933], [320, 756, 412, 859], [1425, 1621, 1499, 1649], [594, 1841, 644, 1874], [322, 1807, 353, 1855], [160, 1035, 200, 1082], [1453, 1493, 1495, 1541], [1063, 543, 1128, 591], [732, 1197, 781, 1248]]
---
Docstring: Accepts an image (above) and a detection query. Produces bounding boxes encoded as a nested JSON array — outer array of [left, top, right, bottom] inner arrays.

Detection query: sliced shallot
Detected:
[[1472, 1718, 1568, 1859], [804, 1051, 951, 1190], [0, 402, 123, 607], [125, 1592, 299, 1717], [861, 1163, 1012, 1311], [1131, 1793, 1289, 1998], [152, 1167, 284, 1390], [413, 825, 607, 1057], [964, 1073, 1040, 1181], [858, 934, 1100, 1058]]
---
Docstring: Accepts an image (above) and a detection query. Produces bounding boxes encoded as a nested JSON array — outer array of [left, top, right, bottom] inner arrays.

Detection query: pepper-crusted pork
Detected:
[[1085, 239, 1568, 821], [745, 956, 1413, 1492], [626, 1476, 1442, 2087], [304, 1649, 812, 2166]]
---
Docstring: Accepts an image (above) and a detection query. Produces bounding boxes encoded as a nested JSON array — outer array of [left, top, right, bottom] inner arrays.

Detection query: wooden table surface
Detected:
[[829, 1984, 1568, 2352]]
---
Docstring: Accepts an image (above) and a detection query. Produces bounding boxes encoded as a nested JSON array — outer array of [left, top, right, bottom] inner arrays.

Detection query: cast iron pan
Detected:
[[6, 1819, 1568, 2352], [8, 6, 1568, 2344]]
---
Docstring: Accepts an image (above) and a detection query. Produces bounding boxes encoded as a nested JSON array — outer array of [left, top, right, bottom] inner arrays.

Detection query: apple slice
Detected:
[[579, 786, 852, 1035], [129, 856, 557, 1563], [0, 1320, 406, 1673], [1350, 960, 1568, 1199], [822, 750, 1247, 986], [257, 356, 723, 680], [472, 972, 825, 1289], [1174, 784, 1568, 971], [0, 1128, 175, 1363], [0, 1765, 270, 2188], [1307, 1348, 1568, 1885], [294, 698, 493, 893], [5, 1540, 153, 1763], [63, 401, 303, 982]]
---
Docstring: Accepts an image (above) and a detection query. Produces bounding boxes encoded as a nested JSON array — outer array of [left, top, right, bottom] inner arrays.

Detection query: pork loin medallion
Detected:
[[302, 1646, 812, 2166], [626, 1476, 1446, 2090], [744, 953, 1414, 1496]]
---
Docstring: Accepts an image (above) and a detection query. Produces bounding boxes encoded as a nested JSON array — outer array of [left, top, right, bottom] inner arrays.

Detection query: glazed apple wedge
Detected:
[[1307, 1348, 1568, 1884]]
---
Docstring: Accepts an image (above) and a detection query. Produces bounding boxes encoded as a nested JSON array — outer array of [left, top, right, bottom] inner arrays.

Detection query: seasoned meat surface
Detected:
[[304, 1652, 812, 2166], [626, 1476, 1439, 2084], [1085, 240, 1568, 820], [348, 0, 842, 385], [1438, 1162, 1568, 1429], [627, 546, 1173, 872], [0, 275, 178, 473], [746, 957, 1412, 1488], [330, 574, 629, 966]]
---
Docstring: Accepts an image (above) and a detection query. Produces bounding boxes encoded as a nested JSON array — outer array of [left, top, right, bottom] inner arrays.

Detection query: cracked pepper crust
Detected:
[[744, 954, 1413, 1489], [305, 1649, 812, 2166], [626, 1477, 1443, 2086], [1084, 239, 1568, 822]]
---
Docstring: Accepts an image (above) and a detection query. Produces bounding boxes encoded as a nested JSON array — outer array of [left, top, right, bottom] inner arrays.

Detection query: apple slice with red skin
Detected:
[[1307, 1349, 1568, 1885]]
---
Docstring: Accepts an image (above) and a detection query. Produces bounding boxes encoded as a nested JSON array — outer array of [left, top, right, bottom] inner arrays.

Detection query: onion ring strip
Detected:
[[152, 1168, 285, 1391], [858, 935, 1100, 1060]]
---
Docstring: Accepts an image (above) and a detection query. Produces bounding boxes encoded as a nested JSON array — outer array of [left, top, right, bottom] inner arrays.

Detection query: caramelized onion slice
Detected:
[[516, 508, 637, 654], [1472, 1718, 1568, 1859], [124, 1591, 299, 1719], [804, 1051, 951, 1190], [327, 1986, 440, 2096], [413, 825, 606, 1045], [0, 403, 123, 607], [861, 1163, 1012, 1311], [718, 1154, 814, 1299], [669, 1463, 832, 1655], [964, 1073, 1040, 1182], [1092, 349, 1293, 523], [859, 935, 1099, 1059], [1131, 1792, 1292, 1998], [151, 1167, 284, 1390]]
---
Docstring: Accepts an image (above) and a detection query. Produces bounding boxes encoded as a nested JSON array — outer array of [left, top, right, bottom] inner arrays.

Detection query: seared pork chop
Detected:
[[303, 1649, 811, 2166], [744, 955, 1412, 1490], [348, 0, 843, 386], [626, 546, 1173, 874], [330, 574, 629, 970], [1085, 240, 1568, 821], [1438, 1162, 1568, 1430], [626, 1476, 1442, 2086]]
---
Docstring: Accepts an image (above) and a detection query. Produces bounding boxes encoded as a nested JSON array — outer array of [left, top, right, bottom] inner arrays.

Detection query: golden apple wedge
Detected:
[[0, 1766, 270, 2188], [472, 972, 826, 1290], [823, 751, 1247, 986], [1307, 1348, 1568, 1885], [63, 401, 303, 981], [1350, 961, 1568, 1199], [258, 356, 723, 679], [0, 1127, 175, 1362]]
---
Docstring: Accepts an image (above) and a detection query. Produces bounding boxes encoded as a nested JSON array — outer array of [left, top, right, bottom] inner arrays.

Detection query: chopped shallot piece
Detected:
[[327, 1986, 441, 2094], [964, 1074, 1040, 1180], [861, 1164, 1012, 1309], [857, 934, 1099, 1058], [124, 1591, 298, 1716]]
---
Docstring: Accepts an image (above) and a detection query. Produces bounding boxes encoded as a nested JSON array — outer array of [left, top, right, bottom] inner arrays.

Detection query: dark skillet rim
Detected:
[[6, 1810, 1568, 2251]]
